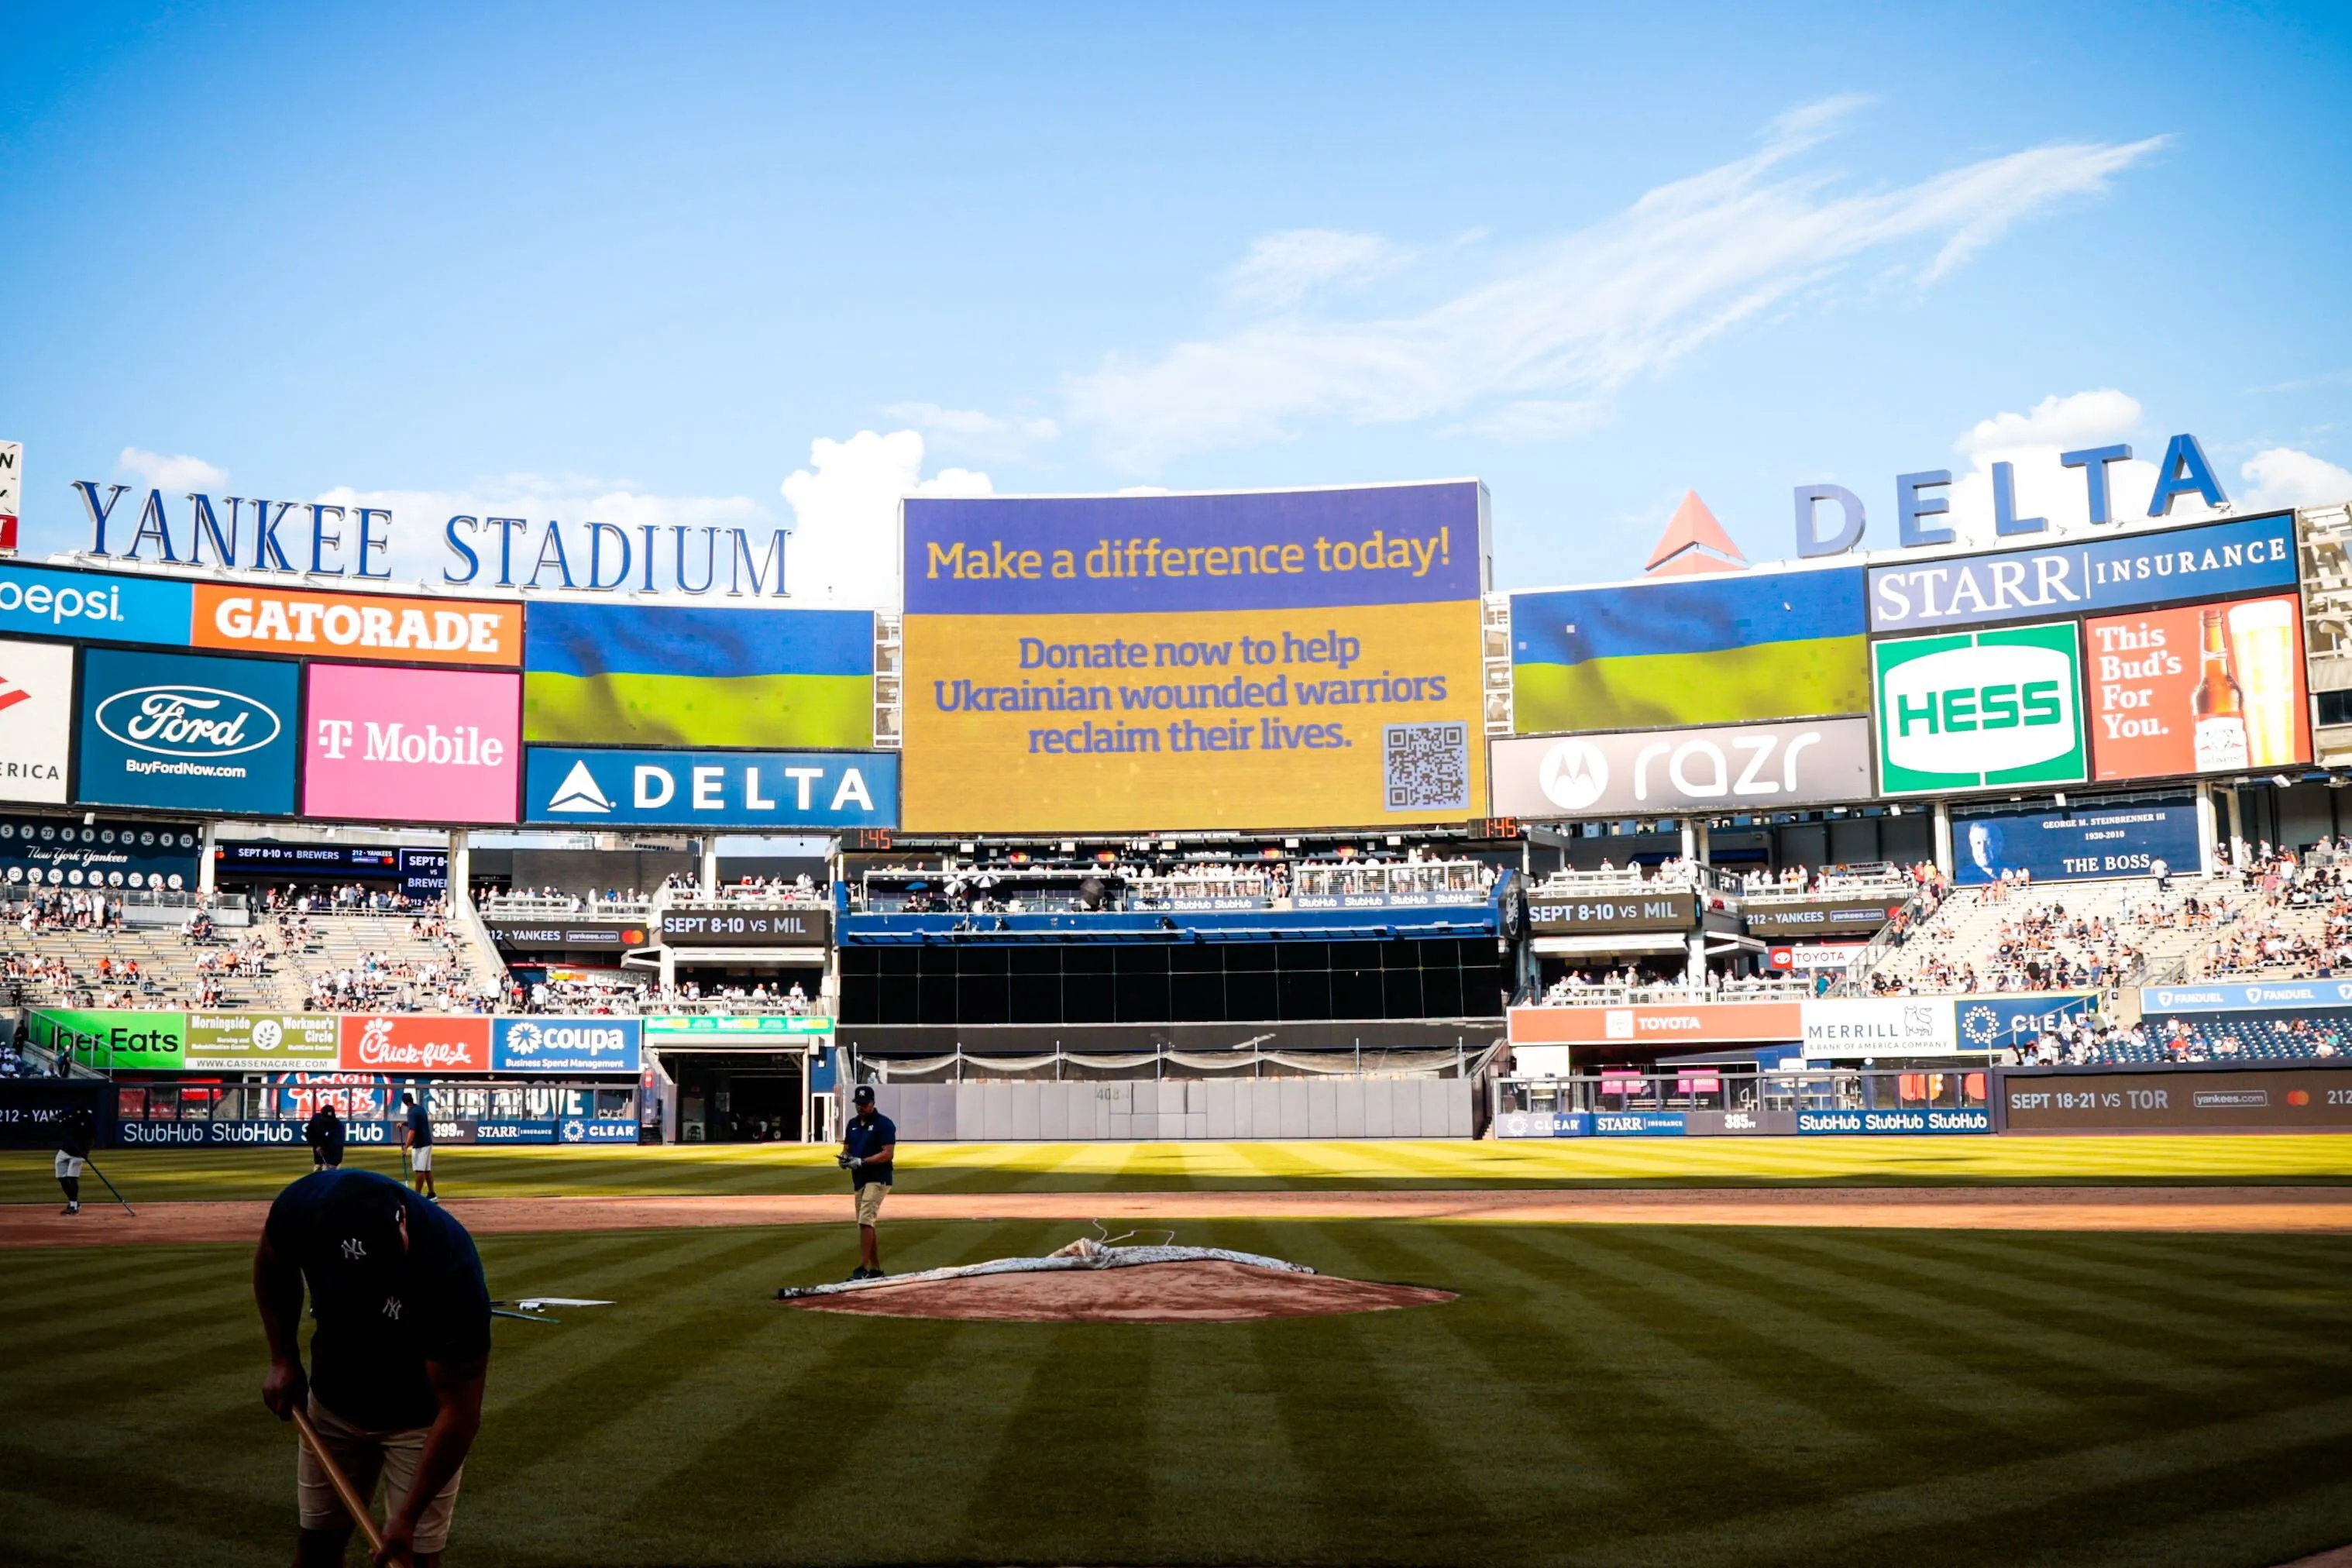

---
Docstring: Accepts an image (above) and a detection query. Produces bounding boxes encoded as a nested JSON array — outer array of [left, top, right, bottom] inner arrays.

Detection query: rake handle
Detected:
[[291, 1405, 388, 1558]]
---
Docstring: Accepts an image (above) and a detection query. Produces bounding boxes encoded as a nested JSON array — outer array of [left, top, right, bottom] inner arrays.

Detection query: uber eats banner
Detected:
[[899, 483, 1490, 834], [1872, 621, 2086, 796]]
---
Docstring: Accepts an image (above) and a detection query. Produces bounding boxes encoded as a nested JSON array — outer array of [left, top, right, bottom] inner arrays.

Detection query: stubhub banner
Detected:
[[78, 647, 301, 816], [524, 747, 898, 830], [492, 1017, 641, 1073]]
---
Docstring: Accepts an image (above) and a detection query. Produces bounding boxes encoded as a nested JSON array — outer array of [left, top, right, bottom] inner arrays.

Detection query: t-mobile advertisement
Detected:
[[303, 664, 521, 824], [2086, 593, 2311, 782], [1954, 798, 2202, 885]]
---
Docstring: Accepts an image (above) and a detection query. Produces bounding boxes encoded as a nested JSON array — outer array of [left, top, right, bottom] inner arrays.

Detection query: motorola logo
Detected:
[[1538, 739, 1609, 810]]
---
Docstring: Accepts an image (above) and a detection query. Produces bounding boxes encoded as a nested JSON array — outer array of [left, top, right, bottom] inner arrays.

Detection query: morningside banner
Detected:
[[899, 483, 1490, 833]]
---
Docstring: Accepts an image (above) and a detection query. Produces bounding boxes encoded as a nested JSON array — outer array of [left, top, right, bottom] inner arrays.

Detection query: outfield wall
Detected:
[[875, 1077, 1473, 1140]]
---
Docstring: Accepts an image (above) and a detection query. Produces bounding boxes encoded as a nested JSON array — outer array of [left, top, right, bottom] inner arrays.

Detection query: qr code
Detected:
[[1384, 722, 1469, 811]]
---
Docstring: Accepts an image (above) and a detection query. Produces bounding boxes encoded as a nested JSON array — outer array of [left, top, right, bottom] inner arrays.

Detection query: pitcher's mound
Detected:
[[776, 1238, 1454, 1322], [786, 1258, 1453, 1322]]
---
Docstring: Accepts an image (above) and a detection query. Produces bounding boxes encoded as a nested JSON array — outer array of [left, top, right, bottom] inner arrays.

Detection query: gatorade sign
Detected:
[[1872, 621, 2086, 796]]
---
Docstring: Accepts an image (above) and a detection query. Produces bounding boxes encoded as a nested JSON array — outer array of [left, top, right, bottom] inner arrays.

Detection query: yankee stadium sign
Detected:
[[70, 479, 790, 597]]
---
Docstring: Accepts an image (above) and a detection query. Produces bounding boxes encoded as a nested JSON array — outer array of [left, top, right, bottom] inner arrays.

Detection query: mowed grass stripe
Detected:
[[1229, 1222, 1507, 1563], [1662, 1227, 2309, 1399], [1402, 1222, 1879, 1483], [1776, 1229, 2352, 1373], [1277, 1219, 1626, 1499], [1559, 1393, 2352, 1568], [1731, 1230, 2290, 1398], [1567, 1226, 2082, 1433], [14, 1130, 2352, 1205], [2010, 1467, 2352, 1568], [960, 1312, 1158, 1561]]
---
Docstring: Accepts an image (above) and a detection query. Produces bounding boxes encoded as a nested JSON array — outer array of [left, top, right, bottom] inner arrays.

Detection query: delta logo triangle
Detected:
[[547, 758, 614, 814], [1643, 490, 1749, 577]]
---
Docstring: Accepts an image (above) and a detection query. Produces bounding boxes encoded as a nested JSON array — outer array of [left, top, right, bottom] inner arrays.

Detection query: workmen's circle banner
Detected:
[[899, 483, 1490, 833]]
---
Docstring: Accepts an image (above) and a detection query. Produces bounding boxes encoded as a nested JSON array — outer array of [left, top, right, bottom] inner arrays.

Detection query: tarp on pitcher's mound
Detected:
[[776, 1239, 1454, 1322]]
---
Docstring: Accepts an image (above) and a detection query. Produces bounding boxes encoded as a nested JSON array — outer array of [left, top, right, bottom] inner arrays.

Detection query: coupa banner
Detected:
[[77, 646, 301, 816], [899, 483, 1489, 834], [524, 746, 896, 830], [1509, 564, 1867, 734], [524, 601, 872, 749], [491, 1017, 641, 1073]]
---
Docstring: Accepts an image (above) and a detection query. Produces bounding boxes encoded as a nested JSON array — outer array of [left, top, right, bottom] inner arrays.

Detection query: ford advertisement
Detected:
[[77, 647, 301, 815]]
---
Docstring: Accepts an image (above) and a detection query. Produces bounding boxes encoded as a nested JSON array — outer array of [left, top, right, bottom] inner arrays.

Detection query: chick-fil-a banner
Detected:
[[303, 664, 521, 824]]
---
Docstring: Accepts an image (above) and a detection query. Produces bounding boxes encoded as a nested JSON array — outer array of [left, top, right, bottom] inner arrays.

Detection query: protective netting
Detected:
[[775, 1236, 1314, 1300], [866, 1043, 1501, 1082]]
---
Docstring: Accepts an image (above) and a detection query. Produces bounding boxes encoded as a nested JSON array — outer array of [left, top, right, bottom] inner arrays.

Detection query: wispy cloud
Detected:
[[1064, 101, 2168, 466], [118, 447, 228, 490]]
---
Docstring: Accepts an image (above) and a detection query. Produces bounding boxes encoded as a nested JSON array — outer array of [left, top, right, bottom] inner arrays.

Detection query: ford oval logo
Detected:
[[95, 685, 281, 758]]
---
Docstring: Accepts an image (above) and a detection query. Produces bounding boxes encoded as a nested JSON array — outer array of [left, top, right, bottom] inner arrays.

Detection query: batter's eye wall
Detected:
[[839, 938, 1508, 1026]]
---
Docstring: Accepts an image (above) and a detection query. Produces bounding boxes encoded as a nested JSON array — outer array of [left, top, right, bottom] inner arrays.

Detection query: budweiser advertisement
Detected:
[[2085, 592, 2311, 781], [304, 664, 521, 824], [339, 1014, 492, 1072], [1508, 1001, 1804, 1047]]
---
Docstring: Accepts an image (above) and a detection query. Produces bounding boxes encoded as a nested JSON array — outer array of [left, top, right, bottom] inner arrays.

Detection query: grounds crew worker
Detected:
[[400, 1092, 436, 1201], [255, 1165, 491, 1568], [54, 1102, 95, 1215], [838, 1085, 895, 1280], [306, 1102, 347, 1171]]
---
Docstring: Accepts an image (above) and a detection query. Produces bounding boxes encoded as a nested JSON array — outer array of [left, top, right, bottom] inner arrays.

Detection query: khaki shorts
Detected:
[[297, 1395, 464, 1553], [54, 1153, 83, 1180], [410, 1147, 433, 1173], [855, 1181, 889, 1226]]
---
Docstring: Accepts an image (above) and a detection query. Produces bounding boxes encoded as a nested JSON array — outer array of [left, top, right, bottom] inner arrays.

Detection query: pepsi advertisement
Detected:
[[1954, 797, 2200, 885], [77, 647, 301, 815]]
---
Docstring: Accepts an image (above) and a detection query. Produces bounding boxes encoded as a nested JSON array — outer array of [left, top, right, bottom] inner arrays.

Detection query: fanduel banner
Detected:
[[77, 647, 301, 815], [2141, 980, 2352, 1015], [1491, 716, 1872, 818], [1866, 512, 2299, 633], [1872, 621, 2086, 796], [492, 1017, 641, 1073], [523, 747, 897, 830], [1954, 798, 2200, 885], [0, 637, 75, 804], [304, 664, 521, 824]]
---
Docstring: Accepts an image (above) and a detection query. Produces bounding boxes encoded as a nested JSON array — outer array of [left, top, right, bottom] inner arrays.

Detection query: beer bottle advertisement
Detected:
[[2086, 593, 2310, 781]]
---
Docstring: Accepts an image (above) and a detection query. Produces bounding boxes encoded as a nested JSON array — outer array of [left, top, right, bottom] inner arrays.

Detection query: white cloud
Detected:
[[307, 476, 772, 590], [118, 447, 228, 490], [1935, 389, 2218, 545], [1219, 229, 1412, 311], [779, 430, 991, 609], [879, 402, 1059, 466], [1064, 102, 2166, 466], [2242, 446, 2352, 511]]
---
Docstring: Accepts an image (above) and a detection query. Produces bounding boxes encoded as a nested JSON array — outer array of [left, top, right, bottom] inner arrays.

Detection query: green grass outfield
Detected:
[[5, 1219, 2350, 1566], [5, 1133, 2351, 1205]]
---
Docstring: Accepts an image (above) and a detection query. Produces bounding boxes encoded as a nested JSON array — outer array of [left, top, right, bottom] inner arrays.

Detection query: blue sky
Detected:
[[4, 1, 2349, 603]]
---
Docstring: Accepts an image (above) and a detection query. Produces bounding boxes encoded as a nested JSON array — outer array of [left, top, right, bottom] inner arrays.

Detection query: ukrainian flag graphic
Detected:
[[1511, 566, 1868, 733], [524, 602, 874, 748]]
